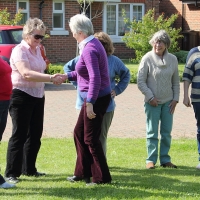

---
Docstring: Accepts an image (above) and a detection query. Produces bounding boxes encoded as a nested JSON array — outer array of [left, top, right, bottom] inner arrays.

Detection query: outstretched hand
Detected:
[[52, 74, 67, 85]]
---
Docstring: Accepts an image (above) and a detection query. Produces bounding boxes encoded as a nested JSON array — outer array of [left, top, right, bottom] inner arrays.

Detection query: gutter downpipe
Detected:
[[39, 0, 45, 20], [182, 2, 184, 49]]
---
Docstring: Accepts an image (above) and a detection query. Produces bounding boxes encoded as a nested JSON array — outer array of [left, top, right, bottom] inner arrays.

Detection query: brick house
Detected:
[[0, 0, 199, 63], [159, 0, 200, 51]]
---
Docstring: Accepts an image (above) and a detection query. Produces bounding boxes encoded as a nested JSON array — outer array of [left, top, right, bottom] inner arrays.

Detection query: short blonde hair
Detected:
[[149, 30, 171, 49], [22, 18, 46, 39], [94, 32, 115, 55]]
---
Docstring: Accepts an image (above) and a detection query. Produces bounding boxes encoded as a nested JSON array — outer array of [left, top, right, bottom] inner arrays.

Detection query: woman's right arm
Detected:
[[137, 59, 154, 101], [183, 80, 191, 107]]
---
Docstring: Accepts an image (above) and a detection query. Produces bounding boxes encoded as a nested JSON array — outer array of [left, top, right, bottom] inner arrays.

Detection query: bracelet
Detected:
[[86, 102, 92, 106], [148, 97, 154, 103], [49, 75, 53, 82]]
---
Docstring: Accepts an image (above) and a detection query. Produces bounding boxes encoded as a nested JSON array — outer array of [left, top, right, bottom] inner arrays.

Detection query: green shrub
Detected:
[[122, 8, 183, 63], [47, 61, 185, 84], [173, 50, 188, 63], [130, 70, 137, 83], [47, 64, 64, 75], [46, 64, 69, 83]]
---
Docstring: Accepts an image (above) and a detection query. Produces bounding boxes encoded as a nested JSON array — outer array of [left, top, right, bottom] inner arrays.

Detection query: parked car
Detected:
[[0, 25, 50, 70], [0, 25, 23, 64]]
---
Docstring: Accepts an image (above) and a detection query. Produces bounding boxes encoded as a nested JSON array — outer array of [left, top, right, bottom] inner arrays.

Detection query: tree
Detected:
[[122, 9, 183, 63], [0, 8, 23, 25], [77, 0, 104, 20]]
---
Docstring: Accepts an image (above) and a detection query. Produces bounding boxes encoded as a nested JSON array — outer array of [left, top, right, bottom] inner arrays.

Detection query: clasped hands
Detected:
[[51, 74, 68, 85]]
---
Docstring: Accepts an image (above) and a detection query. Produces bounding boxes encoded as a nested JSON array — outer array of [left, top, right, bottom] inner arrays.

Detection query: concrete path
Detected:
[[2, 83, 196, 141]]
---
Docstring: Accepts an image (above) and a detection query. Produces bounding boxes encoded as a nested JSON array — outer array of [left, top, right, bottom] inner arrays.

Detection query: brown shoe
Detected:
[[161, 162, 177, 168], [146, 162, 155, 169]]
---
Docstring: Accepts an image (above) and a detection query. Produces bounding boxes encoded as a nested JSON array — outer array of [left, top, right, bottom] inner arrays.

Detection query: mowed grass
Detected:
[[50, 61, 185, 74], [121, 59, 185, 72], [0, 138, 199, 200]]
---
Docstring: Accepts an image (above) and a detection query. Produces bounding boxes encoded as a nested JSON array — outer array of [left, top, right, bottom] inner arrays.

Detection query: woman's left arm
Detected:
[[171, 57, 180, 103], [170, 57, 180, 114], [112, 57, 130, 97], [169, 100, 178, 114]]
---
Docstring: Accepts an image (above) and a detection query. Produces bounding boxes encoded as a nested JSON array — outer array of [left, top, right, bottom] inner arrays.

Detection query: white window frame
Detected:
[[17, 0, 30, 24], [50, 0, 69, 36], [103, 3, 145, 43]]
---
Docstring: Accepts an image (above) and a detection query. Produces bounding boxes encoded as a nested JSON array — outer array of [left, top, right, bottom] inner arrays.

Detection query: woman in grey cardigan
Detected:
[[137, 30, 180, 169]]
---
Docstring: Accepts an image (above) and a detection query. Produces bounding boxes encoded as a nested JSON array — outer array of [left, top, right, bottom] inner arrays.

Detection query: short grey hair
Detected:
[[22, 18, 46, 39], [149, 30, 171, 49], [69, 14, 94, 36]]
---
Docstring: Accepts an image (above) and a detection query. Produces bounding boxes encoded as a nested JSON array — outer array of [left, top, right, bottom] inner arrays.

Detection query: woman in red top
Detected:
[[0, 57, 15, 188]]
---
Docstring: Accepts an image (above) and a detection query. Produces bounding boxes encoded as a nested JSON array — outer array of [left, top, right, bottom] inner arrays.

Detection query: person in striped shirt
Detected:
[[183, 46, 200, 169]]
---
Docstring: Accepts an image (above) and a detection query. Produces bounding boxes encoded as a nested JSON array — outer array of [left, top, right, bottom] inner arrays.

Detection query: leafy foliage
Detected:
[[47, 64, 64, 75], [122, 9, 183, 63], [48, 61, 185, 84], [0, 8, 23, 25], [173, 50, 188, 63]]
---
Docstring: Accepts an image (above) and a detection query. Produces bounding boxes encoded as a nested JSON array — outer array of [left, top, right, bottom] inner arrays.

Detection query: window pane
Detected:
[[55, 3, 62, 10], [19, 13, 27, 25], [19, 2, 27, 9], [0, 33, 2, 44], [80, 3, 90, 18], [107, 5, 116, 35], [53, 13, 63, 28], [133, 6, 142, 21], [118, 4, 130, 36]]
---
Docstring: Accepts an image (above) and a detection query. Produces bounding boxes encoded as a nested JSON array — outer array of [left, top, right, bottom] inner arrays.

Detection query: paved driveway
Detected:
[[2, 83, 196, 141]]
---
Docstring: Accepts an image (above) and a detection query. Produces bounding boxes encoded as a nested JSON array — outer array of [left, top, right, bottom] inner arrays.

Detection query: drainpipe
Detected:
[[182, 3, 184, 31], [39, 0, 45, 20], [181, 2, 185, 49], [195, 0, 200, 8]]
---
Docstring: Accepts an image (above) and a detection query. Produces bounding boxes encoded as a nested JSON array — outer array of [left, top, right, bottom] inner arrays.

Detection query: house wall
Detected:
[[0, 0, 159, 63], [159, 0, 200, 50]]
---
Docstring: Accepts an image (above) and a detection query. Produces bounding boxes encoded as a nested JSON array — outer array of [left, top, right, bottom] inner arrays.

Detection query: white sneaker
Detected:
[[196, 163, 200, 169], [0, 182, 16, 189]]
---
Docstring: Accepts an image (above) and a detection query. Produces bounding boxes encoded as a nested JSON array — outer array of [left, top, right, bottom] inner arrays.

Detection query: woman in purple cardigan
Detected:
[[65, 14, 112, 186]]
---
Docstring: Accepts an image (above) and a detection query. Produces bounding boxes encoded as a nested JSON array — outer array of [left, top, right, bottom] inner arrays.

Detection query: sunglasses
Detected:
[[31, 34, 44, 40]]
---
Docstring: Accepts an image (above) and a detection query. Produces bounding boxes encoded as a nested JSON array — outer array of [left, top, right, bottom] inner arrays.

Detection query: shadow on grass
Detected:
[[0, 166, 199, 199]]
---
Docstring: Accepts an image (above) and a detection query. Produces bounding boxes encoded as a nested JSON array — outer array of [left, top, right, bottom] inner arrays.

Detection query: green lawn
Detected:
[[121, 59, 185, 72], [50, 61, 185, 72], [0, 138, 199, 200]]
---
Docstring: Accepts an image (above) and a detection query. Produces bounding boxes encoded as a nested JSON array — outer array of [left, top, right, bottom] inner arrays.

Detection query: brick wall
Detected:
[[159, 0, 200, 50], [0, 0, 157, 63], [42, 1, 80, 63]]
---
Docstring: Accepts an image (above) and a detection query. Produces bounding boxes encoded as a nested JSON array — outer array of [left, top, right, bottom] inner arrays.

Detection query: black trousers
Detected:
[[5, 89, 45, 177], [0, 100, 10, 184]]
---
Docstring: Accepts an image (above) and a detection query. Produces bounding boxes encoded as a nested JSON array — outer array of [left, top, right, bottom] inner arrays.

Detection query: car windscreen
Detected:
[[1, 29, 23, 44], [10, 29, 23, 44]]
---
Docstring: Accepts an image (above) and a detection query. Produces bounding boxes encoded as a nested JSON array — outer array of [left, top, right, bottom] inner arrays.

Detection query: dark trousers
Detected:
[[0, 100, 10, 141], [5, 89, 45, 177], [74, 94, 112, 183], [0, 100, 10, 184], [192, 102, 200, 160]]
